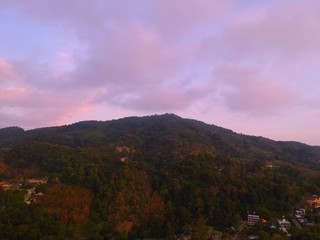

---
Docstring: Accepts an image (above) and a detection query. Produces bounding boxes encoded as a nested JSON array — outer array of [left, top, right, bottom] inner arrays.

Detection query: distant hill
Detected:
[[1, 114, 319, 166], [0, 126, 25, 147], [0, 114, 320, 239]]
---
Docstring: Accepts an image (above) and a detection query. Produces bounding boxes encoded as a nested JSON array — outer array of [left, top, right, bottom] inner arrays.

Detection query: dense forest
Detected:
[[0, 114, 320, 239]]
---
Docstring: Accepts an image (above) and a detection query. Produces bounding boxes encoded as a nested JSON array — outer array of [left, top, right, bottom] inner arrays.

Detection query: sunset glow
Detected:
[[1, 0, 320, 145]]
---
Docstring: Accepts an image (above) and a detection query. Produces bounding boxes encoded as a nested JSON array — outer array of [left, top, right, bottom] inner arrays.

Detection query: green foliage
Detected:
[[291, 224, 320, 240], [0, 126, 25, 147], [0, 114, 320, 239], [0, 188, 67, 239]]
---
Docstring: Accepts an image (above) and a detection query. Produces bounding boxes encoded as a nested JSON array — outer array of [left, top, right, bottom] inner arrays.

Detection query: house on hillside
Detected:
[[277, 218, 291, 237], [295, 208, 308, 226], [248, 214, 260, 226], [0, 181, 14, 190], [295, 208, 306, 216], [277, 218, 290, 229], [265, 164, 277, 168], [26, 178, 47, 185], [306, 195, 320, 208]]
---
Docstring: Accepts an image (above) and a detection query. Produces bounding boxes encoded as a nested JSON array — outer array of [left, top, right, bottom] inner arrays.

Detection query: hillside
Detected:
[[0, 114, 320, 239], [1, 114, 320, 164]]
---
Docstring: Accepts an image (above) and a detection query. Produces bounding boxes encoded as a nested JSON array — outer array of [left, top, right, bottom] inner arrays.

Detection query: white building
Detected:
[[248, 214, 260, 226], [278, 218, 290, 229]]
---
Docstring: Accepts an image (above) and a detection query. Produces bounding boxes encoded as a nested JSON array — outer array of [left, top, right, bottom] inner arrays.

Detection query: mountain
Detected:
[[1, 114, 320, 166], [0, 114, 320, 239]]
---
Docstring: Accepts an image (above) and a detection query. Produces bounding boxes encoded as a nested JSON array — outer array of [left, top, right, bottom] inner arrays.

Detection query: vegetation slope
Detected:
[[0, 114, 320, 239]]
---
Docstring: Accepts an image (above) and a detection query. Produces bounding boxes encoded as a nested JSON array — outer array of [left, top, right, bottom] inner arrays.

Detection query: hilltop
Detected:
[[1, 114, 320, 168], [1, 114, 320, 162]]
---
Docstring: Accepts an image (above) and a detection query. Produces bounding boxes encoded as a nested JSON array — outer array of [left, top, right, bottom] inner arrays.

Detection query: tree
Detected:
[[192, 217, 208, 240]]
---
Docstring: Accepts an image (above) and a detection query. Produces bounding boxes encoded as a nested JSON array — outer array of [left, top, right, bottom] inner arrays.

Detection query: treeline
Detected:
[[1, 140, 320, 239]]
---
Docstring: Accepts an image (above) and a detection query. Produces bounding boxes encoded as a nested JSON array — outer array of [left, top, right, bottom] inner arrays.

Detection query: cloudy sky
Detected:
[[0, 0, 320, 145]]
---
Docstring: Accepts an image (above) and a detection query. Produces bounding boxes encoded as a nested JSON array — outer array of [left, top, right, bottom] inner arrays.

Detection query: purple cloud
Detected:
[[0, 59, 16, 82], [212, 62, 296, 114], [1, 0, 320, 144]]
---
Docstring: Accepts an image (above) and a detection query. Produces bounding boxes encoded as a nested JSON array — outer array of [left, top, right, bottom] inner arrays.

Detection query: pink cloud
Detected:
[[74, 22, 181, 89], [213, 63, 296, 114], [151, 0, 234, 39], [194, 0, 320, 118], [226, 82, 295, 113], [1, 0, 320, 145], [0, 58, 96, 128], [46, 104, 94, 127], [0, 59, 16, 82], [2, 1, 213, 113], [0, 87, 27, 103], [217, 1, 320, 61], [0, 86, 96, 128], [119, 84, 211, 112], [0, 103, 93, 129]]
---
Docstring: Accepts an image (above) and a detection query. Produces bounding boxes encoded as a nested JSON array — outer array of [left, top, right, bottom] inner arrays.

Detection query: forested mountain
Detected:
[[0, 114, 320, 239], [1, 114, 320, 164]]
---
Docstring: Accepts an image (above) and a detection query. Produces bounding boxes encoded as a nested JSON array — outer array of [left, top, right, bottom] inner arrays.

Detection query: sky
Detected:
[[0, 0, 320, 146]]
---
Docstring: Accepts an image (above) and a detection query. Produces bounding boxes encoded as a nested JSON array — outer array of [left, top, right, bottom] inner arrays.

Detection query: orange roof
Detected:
[[307, 195, 320, 201]]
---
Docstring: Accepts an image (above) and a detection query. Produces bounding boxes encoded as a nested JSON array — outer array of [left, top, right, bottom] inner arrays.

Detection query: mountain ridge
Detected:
[[0, 113, 317, 145], [1, 113, 319, 167]]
